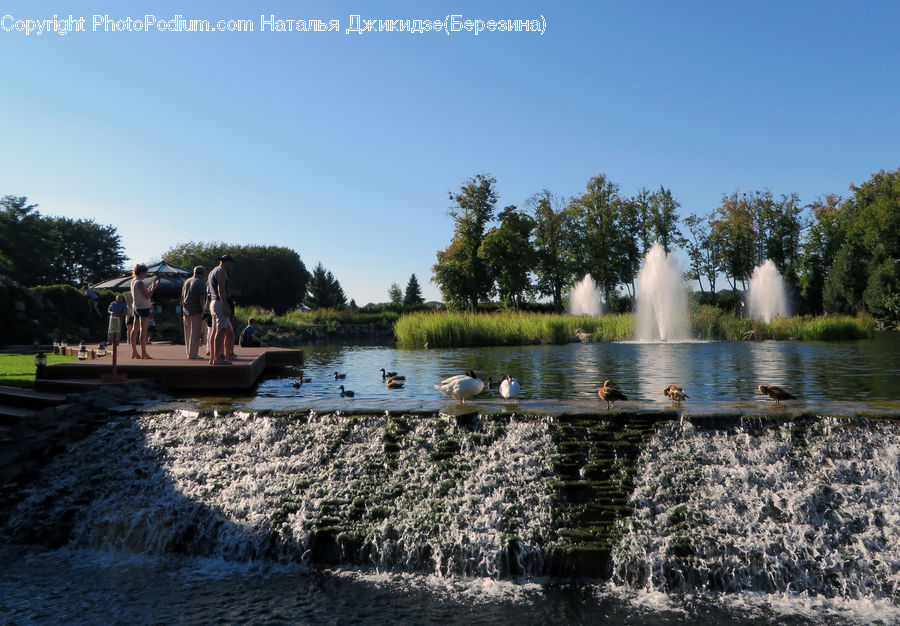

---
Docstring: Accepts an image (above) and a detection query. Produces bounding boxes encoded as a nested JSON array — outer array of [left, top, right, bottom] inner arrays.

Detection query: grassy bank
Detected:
[[395, 309, 876, 348], [0, 353, 78, 389], [233, 306, 400, 342], [394, 311, 635, 348]]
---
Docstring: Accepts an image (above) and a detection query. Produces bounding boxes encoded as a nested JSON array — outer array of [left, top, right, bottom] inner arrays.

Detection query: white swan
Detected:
[[499, 376, 520, 402], [434, 369, 484, 404]]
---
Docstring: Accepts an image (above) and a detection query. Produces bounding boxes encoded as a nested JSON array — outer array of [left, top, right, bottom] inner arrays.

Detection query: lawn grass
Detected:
[[0, 353, 78, 389]]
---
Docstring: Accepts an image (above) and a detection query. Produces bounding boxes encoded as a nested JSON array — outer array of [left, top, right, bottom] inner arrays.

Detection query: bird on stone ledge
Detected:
[[758, 384, 795, 404], [598, 379, 628, 409]]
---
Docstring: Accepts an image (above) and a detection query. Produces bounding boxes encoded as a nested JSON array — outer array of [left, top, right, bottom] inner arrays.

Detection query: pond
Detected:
[[241, 332, 900, 415]]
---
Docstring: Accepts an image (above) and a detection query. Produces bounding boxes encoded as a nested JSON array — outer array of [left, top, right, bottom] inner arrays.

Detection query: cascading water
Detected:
[[635, 242, 691, 341], [568, 274, 604, 316], [747, 260, 789, 322], [614, 418, 900, 607], [3, 411, 557, 578]]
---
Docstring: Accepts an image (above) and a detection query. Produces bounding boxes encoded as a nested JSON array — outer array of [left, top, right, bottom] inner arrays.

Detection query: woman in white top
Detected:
[[130, 263, 159, 359]]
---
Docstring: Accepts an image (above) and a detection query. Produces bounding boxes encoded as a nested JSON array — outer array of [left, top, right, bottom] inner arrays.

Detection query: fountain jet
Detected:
[[568, 274, 604, 316], [635, 242, 691, 341], [747, 260, 788, 323]]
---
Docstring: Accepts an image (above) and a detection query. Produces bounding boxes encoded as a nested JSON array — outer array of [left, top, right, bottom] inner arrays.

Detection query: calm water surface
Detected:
[[242, 333, 900, 415]]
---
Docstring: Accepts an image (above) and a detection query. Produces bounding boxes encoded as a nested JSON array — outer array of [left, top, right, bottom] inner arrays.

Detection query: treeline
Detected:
[[432, 168, 900, 320], [0, 195, 126, 287], [163, 242, 350, 315]]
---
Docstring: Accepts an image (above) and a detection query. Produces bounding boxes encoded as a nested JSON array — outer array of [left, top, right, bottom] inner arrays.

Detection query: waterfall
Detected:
[[614, 418, 900, 600]]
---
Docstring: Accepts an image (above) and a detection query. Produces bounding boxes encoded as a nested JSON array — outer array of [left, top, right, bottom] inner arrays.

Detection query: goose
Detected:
[[386, 378, 404, 390], [758, 384, 795, 404], [598, 379, 628, 409], [662, 384, 688, 402], [333, 372, 347, 380], [499, 375, 520, 402], [339, 385, 355, 398], [487, 377, 501, 390], [434, 369, 484, 404], [380, 368, 399, 379]]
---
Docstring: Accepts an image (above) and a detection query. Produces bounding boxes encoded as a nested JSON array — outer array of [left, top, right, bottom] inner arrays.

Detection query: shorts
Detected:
[[211, 300, 231, 330], [108, 317, 122, 333], [135, 308, 151, 319]]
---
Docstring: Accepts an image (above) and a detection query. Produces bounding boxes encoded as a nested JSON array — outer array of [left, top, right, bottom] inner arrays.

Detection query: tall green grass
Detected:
[[233, 306, 400, 335], [394, 311, 635, 348], [395, 308, 876, 348]]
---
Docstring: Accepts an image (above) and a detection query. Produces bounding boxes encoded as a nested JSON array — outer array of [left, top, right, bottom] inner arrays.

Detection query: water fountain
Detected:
[[568, 274, 604, 316], [635, 242, 691, 341], [747, 260, 788, 322]]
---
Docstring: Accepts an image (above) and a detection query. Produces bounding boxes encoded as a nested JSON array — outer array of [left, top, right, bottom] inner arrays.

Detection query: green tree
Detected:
[[645, 186, 686, 254], [528, 189, 576, 312], [710, 192, 757, 290], [304, 262, 346, 309], [45, 216, 127, 287], [478, 205, 536, 310], [684, 213, 719, 293], [864, 258, 900, 319], [388, 282, 403, 306], [798, 195, 844, 314], [823, 244, 868, 314], [164, 242, 309, 314], [0, 196, 51, 285], [570, 174, 628, 301], [403, 274, 424, 306], [432, 174, 497, 310]]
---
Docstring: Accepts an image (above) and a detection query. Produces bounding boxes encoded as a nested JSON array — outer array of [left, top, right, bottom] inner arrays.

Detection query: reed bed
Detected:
[[395, 308, 875, 348], [394, 311, 634, 348]]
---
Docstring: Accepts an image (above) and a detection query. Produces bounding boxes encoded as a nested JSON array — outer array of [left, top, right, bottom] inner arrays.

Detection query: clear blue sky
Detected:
[[2, 1, 898, 305]]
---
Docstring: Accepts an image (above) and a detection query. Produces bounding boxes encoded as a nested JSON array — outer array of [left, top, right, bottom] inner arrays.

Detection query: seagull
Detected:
[[758, 384, 795, 404], [598, 379, 628, 409]]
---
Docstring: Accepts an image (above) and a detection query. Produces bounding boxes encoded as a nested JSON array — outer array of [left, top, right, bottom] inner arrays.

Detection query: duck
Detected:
[[662, 384, 688, 402], [487, 377, 502, 390], [499, 375, 520, 402], [380, 368, 399, 379], [292, 379, 302, 389], [598, 379, 628, 409], [298, 376, 312, 384], [339, 385, 354, 398], [434, 369, 484, 404], [758, 384, 795, 404], [386, 378, 404, 390], [333, 372, 347, 380]]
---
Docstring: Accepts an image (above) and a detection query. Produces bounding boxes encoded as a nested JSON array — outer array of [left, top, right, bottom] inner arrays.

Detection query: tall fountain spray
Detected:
[[568, 274, 605, 316], [747, 260, 788, 322], [635, 242, 691, 341]]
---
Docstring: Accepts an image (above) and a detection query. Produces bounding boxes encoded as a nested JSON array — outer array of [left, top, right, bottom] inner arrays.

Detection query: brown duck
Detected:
[[663, 384, 688, 402], [758, 384, 795, 404], [598, 379, 628, 409]]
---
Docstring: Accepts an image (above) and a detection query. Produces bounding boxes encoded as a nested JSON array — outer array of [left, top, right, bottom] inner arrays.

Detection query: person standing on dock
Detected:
[[181, 265, 207, 360], [207, 255, 235, 365]]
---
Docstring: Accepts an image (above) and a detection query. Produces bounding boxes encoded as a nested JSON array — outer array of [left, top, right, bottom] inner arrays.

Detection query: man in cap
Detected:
[[208, 254, 235, 365], [181, 265, 207, 359]]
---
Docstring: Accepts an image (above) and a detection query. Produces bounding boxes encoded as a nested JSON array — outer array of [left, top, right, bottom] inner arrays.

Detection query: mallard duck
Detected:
[[499, 375, 520, 402], [334, 372, 347, 380], [662, 384, 688, 402], [380, 368, 399, 379], [487, 377, 501, 390], [339, 385, 354, 398], [598, 379, 628, 409], [386, 378, 404, 390], [759, 384, 795, 404], [434, 369, 484, 404], [292, 379, 302, 389]]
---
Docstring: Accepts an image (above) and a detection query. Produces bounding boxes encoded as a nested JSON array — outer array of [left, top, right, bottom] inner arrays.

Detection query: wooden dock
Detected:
[[39, 342, 302, 392]]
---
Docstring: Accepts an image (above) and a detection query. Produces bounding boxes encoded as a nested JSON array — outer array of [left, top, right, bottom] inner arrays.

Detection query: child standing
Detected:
[[107, 295, 127, 345]]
